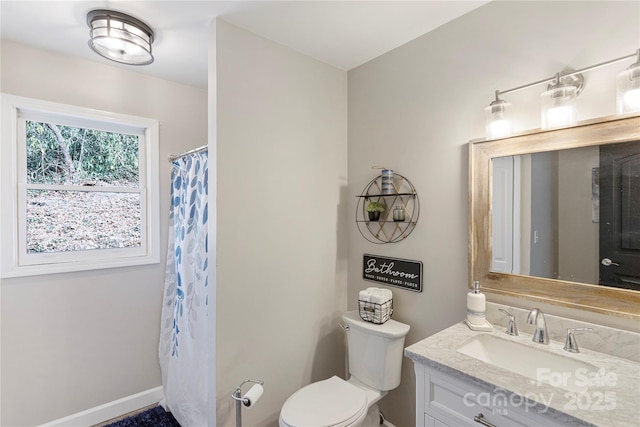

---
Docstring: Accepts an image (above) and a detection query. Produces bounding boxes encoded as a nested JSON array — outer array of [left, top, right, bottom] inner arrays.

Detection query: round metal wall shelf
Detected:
[[355, 173, 419, 244]]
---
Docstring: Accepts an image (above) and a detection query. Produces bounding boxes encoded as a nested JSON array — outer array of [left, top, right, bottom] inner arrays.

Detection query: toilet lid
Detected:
[[280, 376, 367, 427]]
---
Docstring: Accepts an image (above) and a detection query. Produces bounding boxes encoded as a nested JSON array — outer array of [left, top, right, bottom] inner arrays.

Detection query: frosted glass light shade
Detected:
[[87, 10, 154, 65], [541, 85, 577, 129], [616, 65, 640, 114], [485, 101, 512, 140]]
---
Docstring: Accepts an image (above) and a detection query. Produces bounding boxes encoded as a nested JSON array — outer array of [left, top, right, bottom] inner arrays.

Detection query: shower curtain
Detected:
[[159, 150, 209, 427]]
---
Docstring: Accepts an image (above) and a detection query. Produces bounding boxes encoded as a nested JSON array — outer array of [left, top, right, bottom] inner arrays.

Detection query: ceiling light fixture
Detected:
[[484, 48, 639, 139], [87, 9, 155, 66]]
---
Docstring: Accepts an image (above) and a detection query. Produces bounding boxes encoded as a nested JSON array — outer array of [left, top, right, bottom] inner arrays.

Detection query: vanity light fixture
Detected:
[[484, 48, 639, 139], [540, 73, 579, 130], [616, 49, 640, 114], [485, 91, 512, 140], [87, 9, 155, 65]]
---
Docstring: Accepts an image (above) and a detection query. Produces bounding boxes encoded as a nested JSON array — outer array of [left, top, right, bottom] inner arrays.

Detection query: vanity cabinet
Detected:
[[414, 363, 562, 427]]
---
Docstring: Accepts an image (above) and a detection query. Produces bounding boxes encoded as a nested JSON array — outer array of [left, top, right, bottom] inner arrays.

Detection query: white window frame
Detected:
[[1, 94, 160, 277]]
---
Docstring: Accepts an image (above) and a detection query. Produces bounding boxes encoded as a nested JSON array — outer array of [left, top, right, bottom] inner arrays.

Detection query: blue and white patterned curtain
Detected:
[[159, 150, 208, 426]]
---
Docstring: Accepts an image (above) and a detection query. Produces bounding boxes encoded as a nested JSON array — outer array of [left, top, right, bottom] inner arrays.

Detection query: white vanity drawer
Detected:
[[424, 413, 447, 427], [421, 365, 554, 427]]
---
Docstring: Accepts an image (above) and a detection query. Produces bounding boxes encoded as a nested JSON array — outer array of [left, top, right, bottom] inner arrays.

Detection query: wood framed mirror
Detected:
[[469, 114, 640, 321]]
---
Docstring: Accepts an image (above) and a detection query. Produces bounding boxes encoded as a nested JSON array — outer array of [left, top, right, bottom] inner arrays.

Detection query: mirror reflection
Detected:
[[491, 141, 640, 291]]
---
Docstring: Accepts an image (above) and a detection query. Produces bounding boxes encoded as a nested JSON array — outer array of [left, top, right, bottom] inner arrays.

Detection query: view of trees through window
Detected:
[[25, 121, 142, 253], [27, 121, 139, 186]]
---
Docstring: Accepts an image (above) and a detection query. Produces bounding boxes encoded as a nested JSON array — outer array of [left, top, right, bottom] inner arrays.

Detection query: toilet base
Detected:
[[360, 404, 381, 427]]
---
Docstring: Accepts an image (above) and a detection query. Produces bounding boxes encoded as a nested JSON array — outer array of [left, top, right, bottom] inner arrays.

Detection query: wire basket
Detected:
[[358, 299, 393, 324]]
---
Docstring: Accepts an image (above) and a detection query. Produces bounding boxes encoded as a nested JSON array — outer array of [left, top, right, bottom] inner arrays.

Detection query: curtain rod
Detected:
[[168, 145, 208, 162]]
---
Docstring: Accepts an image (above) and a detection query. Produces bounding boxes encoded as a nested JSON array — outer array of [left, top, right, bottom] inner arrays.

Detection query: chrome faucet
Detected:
[[564, 327, 594, 353], [526, 308, 549, 344], [498, 308, 518, 336]]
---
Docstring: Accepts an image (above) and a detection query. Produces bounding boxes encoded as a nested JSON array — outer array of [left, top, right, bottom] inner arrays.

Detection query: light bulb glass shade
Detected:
[[541, 84, 577, 129], [87, 10, 154, 65], [484, 100, 512, 140], [616, 64, 640, 114]]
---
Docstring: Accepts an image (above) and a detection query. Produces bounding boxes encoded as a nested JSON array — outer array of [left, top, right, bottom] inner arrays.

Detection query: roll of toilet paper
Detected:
[[242, 383, 264, 408]]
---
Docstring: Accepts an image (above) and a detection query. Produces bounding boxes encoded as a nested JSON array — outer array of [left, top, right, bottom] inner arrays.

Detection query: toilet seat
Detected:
[[279, 376, 368, 427]]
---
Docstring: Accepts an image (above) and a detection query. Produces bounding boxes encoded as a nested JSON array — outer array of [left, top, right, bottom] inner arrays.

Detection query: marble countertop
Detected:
[[405, 321, 640, 427]]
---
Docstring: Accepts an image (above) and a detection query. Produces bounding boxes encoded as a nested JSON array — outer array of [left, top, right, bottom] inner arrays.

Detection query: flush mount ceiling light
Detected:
[[87, 9, 155, 66], [483, 48, 639, 139]]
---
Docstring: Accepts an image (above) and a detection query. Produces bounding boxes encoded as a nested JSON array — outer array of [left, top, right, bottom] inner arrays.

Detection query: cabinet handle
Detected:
[[473, 413, 497, 427]]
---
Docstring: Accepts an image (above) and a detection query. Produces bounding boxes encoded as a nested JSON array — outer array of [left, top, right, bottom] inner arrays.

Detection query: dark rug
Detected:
[[104, 406, 181, 427]]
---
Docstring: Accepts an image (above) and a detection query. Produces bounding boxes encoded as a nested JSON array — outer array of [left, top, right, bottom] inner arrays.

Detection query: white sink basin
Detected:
[[457, 334, 598, 393]]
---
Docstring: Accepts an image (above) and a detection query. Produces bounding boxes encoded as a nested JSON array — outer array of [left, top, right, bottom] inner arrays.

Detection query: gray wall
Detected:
[[347, 1, 639, 426], [0, 40, 207, 425], [213, 21, 348, 426], [558, 146, 600, 283]]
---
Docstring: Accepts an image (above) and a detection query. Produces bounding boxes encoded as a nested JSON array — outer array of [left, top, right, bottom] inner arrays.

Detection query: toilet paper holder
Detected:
[[231, 379, 264, 427]]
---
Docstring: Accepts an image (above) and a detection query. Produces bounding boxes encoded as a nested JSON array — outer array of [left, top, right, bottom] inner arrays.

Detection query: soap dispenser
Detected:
[[465, 281, 493, 331]]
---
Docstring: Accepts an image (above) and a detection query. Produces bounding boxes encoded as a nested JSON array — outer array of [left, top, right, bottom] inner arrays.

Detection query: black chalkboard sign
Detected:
[[362, 254, 423, 292]]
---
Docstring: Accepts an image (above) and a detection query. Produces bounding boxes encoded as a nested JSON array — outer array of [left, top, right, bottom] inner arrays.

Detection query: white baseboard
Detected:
[[38, 386, 164, 427]]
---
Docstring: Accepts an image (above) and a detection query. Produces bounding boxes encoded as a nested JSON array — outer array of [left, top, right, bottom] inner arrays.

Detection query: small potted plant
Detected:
[[365, 201, 386, 221]]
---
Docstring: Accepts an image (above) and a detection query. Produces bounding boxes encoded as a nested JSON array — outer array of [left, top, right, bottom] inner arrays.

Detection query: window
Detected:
[[1, 94, 160, 277]]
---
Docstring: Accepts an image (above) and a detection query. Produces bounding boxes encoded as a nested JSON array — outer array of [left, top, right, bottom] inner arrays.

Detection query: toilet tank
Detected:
[[341, 310, 410, 391]]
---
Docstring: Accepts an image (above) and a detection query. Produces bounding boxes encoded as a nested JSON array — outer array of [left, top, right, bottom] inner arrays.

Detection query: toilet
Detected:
[[279, 310, 410, 427]]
